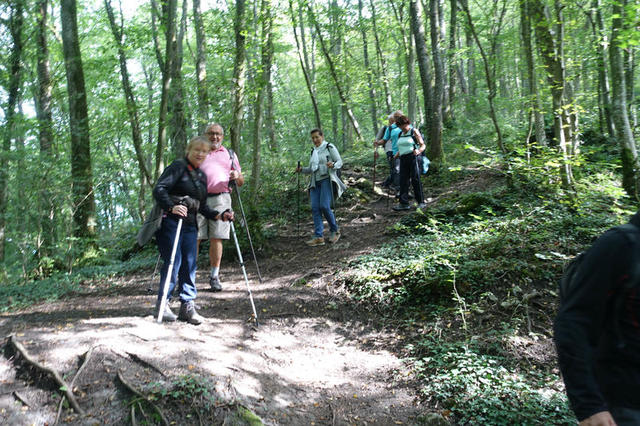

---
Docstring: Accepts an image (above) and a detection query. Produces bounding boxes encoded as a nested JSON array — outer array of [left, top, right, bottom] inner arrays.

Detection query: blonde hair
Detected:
[[186, 135, 211, 155]]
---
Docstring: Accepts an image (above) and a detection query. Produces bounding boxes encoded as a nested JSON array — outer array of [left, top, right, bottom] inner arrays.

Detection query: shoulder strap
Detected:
[[228, 148, 235, 170]]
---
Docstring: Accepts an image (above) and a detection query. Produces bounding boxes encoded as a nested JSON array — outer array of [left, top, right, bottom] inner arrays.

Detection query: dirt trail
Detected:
[[0, 188, 429, 425]]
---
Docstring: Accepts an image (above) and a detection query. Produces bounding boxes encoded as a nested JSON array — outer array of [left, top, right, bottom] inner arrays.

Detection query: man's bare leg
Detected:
[[208, 238, 223, 291]]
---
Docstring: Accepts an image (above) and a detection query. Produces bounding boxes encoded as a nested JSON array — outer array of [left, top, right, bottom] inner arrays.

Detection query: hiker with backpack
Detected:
[[555, 212, 640, 425], [152, 136, 234, 324], [197, 123, 244, 292], [374, 111, 402, 190], [392, 115, 427, 211], [295, 128, 346, 246]]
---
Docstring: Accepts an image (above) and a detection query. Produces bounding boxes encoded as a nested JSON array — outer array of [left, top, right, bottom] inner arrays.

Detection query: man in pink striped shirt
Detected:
[[197, 123, 244, 291]]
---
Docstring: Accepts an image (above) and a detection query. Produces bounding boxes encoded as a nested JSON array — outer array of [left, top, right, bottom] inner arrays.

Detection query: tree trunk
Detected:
[[230, 0, 247, 155], [288, 0, 322, 129], [193, 0, 209, 133], [105, 0, 152, 192], [309, 4, 363, 141], [448, 0, 457, 123], [390, 0, 415, 118], [610, 0, 639, 198], [170, 0, 188, 158], [461, 0, 475, 97], [520, 0, 546, 147], [152, 0, 177, 180], [35, 0, 55, 259], [460, 0, 507, 158], [430, 0, 445, 160], [369, 0, 392, 113], [359, 0, 379, 134], [61, 0, 96, 238], [250, 0, 273, 202], [410, 0, 434, 150], [0, 0, 24, 261], [530, 0, 573, 188]]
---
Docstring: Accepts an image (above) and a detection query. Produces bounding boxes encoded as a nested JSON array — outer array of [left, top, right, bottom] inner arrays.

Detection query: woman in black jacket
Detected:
[[153, 136, 233, 324]]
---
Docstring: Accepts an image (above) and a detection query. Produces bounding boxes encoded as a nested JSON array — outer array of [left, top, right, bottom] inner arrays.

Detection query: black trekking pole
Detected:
[[156, 218, 183, 323], [297, 161, 301, 237], [230, 221, 259, 327], [230, 181, 264, 284]]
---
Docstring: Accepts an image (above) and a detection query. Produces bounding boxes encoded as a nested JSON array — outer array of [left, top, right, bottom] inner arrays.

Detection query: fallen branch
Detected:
[[54, 346, 94, 425], [116, 370, 169, 426], [7, 335, 84, 415]]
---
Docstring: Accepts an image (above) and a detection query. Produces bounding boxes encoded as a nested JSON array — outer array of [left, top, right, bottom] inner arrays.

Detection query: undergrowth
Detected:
[[336, 161, 634, 424]]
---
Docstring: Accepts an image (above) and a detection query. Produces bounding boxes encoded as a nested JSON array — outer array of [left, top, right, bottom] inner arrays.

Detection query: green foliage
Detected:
[[407, 339, 575, 425]]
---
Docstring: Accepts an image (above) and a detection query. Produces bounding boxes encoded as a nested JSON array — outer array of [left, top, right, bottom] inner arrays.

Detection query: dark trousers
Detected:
[[399, 153, 424, 205], [383, 151, 400, 188]]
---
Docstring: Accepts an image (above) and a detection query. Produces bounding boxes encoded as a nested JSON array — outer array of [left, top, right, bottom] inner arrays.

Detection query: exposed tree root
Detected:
[[54, 346, 94, 425], [12, 390, 32, 408], [126, 351, 166, 377], [6, 335, 84, 415], [116, 370, 169, 426]]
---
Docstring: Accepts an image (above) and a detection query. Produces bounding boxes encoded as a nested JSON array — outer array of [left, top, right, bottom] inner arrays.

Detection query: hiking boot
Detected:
[[209, 275, 222, 292], [155, 302, 177, 322], [328, 231, 341, 244], [305, 237, 325, 246], [393, 203, 411, 211], [178, 300, 204, 325], [417, 202, 427, 210]]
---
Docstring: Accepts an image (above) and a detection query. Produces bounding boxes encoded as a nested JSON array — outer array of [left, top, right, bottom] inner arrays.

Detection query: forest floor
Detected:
[[0, 171, 459, 425]]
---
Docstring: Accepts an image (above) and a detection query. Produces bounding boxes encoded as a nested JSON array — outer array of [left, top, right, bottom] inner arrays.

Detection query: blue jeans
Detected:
[[156, 216, 198, 303], [310, 178, 338, 238]]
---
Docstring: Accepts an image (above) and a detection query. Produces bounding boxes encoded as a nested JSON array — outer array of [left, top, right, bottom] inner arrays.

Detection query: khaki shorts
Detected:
[[197, 193, 232, 240]]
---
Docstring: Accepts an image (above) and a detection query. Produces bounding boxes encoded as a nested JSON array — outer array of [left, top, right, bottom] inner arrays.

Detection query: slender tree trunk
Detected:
[[250, 0, 273, 202], [193, 0, 209, 133], [369, 0, 392, 113], [288, 0, 322, 129], [309, 3, 363, 140], [410, 0, 434, 150], [170, 0, 188, 158], [35, 0, 55, 259], [520, 0, 546, 147], [461, 0, 475, 97], [105, 0, 152, 192], [530, 0, 573, 188], [359, 0, 379, 134], [266, 78, 276, 151], [460, 0, 507, 157], [390, 0, 415, 118], [430, 0, 445, 160], [153, 0, 177, 180], [230, 0, 247, 154], [61, 0, 96, 238], [448, 0, 457, 123], [0, 0, 24, 261], [610, 0, 639, 198]]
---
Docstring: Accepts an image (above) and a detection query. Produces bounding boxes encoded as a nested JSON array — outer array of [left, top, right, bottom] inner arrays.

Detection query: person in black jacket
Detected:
[[153, 136, 233, 324], [554, 211, 640, 426]]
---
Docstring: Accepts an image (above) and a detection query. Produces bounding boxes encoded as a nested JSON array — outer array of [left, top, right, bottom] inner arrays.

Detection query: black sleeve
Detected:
[[152, 160, 184, 211], [553, 230, 631, 421]]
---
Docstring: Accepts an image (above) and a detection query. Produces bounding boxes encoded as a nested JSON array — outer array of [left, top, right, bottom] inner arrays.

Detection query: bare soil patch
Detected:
[[0, 179, 435, 425]]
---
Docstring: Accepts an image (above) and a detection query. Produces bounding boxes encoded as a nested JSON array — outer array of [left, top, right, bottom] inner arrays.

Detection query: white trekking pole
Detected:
[[230, 221, 259, 327], [156, 218, 183, 323]]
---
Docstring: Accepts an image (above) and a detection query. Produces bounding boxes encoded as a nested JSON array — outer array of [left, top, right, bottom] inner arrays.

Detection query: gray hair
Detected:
[[186, 135, 210, 154]]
